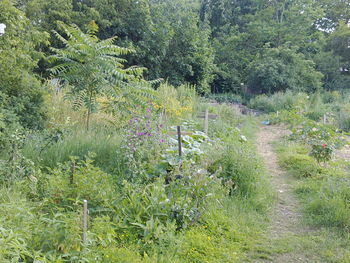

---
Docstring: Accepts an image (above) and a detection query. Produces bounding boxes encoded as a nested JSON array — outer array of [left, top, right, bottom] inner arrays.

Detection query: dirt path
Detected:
[[256, 125, 311, 262]]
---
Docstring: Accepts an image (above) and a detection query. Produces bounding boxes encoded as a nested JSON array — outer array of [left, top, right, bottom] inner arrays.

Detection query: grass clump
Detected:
[[297, 173, 350, 229], [275, 142, 324, 178]]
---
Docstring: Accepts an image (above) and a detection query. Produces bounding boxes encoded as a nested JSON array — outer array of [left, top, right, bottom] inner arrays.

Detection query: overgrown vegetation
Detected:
[[2, 0, 350, 261], [1, 78, 273, 261], [254, 90, 350, 262]]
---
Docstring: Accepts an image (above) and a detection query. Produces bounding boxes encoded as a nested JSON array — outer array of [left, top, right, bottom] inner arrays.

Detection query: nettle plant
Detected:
[[291, 121, 346, 163]]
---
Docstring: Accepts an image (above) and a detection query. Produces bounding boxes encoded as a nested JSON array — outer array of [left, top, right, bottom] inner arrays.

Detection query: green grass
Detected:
[[0, 108, 278, 262], [271, 139, 350, 262], [22, 128, 126, 174], [274, 142, 326, 178]]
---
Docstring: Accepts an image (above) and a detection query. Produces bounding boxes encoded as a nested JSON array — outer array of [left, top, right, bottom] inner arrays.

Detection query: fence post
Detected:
[[82, 200, 88, 245], [204, 108, 209, 134], [70, 161, 75, 185], [177, 126, 182, 157]]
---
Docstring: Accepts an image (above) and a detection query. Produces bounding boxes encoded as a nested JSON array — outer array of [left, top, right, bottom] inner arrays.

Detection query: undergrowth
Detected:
[[0, 99, 273, 262], [274, 139, 350, 262]]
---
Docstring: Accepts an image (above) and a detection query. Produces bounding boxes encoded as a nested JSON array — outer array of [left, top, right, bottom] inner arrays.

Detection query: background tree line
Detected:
[[1, 0, 350, 129]]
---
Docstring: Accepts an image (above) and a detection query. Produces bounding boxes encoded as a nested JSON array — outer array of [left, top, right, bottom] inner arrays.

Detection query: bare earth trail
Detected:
[[255, 125, 314, 263]]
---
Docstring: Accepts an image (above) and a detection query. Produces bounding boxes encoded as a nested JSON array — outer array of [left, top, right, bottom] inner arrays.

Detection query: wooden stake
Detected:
[[82, 200, 88, 245], [177, 126, 182, 157], [204, 108, 209, 134], [70, 161, 75, 185]]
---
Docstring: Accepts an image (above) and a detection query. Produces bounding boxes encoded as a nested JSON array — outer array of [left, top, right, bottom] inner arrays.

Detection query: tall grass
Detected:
[[22, 129, 126, 174], [249, 90, 308, 113]]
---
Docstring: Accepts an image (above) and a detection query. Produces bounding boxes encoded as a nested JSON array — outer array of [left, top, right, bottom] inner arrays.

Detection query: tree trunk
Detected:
[[86, 89, 93, 131], [86, 108, 91, 131]]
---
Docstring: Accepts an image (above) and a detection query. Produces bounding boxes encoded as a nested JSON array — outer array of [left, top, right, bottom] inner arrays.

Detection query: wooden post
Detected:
[[277, 111, 279, 117], [70, 161, 75, 185], [323, 114, 326, 124], [82, 200, 88, 245], [204, 108, 209, 134], [177, 126, 182, 157]]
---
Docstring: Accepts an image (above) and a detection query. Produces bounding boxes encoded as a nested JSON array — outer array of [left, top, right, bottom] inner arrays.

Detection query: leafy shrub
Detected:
[[321, 90, 342, 104], [268, 109, 307, 127], [310, 144, 333, 163], [123, 107, 167, 183], [39, 156, 116, 210], [247, 46, 323, 94], [0, 2, 48, 130], [290, 120, 346, 163], [249, 90, 308, 113], [161, 130, 210, 170]]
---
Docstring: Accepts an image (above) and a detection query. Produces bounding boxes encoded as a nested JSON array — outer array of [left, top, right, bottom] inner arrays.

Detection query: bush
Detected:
[[249, 90, 308, 113], [290, 120, 346, 163], [247, 46, 323, 94]]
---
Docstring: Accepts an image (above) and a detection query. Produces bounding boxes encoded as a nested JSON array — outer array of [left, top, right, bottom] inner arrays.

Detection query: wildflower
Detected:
[[321, 144, 327, 148]]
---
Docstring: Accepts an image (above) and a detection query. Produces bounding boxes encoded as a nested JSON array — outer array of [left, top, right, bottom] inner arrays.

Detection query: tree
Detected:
[[0, 0, 49, 129], [329, 21, 350, 72], [49, 22, 153, 130], [317, 0, 350, 31], [247, 46, 323, 94], [22, 0, 215, 94]]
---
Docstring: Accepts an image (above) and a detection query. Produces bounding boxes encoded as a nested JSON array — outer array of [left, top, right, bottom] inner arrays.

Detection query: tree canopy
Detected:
[[1, 0, 349, 117]]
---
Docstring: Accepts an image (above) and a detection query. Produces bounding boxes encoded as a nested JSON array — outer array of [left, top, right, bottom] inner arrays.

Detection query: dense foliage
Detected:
[[2, 0, 350, 261], [0, 0, 347, 97]]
